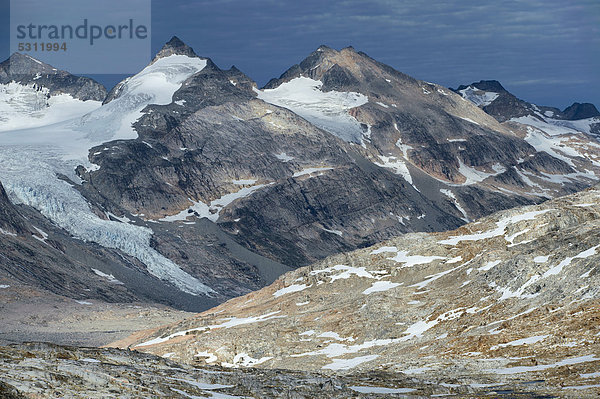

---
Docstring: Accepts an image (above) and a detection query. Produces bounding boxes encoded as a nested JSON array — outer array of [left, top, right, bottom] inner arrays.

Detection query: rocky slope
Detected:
[[0, 42, 293, 311], [0, 53, 107, 101], [78, 42, 600, 274], [454, 80, 600, 122], [121, 186, 600, 396], [0, 341, 590, 398], [83, 39, 468, 271], [454, 80, 600, 136], [2, 39, 600, 314], [256, 46, 600, 223], [0, 178, 222, 312]]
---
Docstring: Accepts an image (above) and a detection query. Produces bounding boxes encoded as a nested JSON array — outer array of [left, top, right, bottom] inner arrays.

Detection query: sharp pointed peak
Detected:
[[152, 36, 198, 62], [166, 36, 186, 47]]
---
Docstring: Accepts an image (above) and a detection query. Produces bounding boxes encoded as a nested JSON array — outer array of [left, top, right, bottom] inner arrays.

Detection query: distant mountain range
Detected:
[[453, 80, 600, 123], [0, 36, 599, 312]]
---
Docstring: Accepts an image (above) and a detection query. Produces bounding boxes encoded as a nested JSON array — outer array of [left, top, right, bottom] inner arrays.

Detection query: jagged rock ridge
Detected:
[[454, 80, 599, 122]]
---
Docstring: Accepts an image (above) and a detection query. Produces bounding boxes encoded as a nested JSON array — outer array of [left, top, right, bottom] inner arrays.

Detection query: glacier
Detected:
[[0, 82, 102, 132], [0, 54, 213, 296]]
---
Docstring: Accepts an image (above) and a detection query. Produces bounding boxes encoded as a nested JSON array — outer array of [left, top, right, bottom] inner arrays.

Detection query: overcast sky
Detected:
[[1, 0, 598, 109]]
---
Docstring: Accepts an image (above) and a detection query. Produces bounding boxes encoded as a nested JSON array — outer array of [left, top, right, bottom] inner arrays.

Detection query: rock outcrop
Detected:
[[0, 53, 107, 101], [122, 187, 600, 396], [0, 341, 591, 398]]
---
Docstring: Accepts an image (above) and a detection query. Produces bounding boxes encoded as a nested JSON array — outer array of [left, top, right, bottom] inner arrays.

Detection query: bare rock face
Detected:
[[0, 181, 28, 236], [154, 36, 199, 61], [455, 80, 600, 123], [453, 80, 535, 122], [562, 102, 600, 120], [257, 46, 600, 216], [123, 187, 600, 396], [454, 80, 600, 140]]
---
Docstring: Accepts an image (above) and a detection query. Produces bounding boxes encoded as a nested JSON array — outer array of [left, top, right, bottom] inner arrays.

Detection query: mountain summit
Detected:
[[0, 53, 58, 77], [454, 80, 600, 123], [0, 53, 106, 102], [153, 36, 199, 62], [562, 102, 600, 120]]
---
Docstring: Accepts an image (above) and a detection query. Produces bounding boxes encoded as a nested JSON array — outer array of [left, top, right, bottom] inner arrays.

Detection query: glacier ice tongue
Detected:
[[0, 55, 212, 296], [0, 150, 214, 296]]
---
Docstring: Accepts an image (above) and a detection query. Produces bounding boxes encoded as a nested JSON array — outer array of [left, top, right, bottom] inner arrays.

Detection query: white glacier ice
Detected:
[[0, 82, 101, 132], [0, 55, 211, 296]]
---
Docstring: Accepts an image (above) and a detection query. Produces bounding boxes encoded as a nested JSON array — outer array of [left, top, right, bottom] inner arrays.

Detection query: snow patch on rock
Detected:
[[255, 77, 368, 143]]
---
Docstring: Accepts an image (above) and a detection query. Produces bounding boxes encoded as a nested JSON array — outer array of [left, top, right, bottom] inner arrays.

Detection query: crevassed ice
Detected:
[[0, 55, 210, 295], [0, 152, 214, 296], [0, 82, 101, 132]]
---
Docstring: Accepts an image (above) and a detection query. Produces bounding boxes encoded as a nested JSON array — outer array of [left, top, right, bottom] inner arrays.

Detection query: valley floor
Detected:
[[0, 342, 592, 398], [0, 282, 193, 347]]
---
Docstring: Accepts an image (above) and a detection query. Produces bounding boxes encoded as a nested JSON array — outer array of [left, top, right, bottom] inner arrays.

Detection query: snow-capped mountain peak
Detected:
[[90, 53, 207, 139], [454, 80, 600, 123], [0, 54, 106, 132]]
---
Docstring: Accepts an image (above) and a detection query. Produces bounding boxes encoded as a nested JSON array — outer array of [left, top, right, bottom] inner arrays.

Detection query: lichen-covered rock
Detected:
[[0, 342, 586, 398], [123, 187, 600, 397]]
